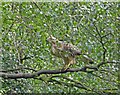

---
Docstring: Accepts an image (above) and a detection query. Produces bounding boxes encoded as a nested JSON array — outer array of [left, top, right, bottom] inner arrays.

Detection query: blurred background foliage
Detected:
[[1, 2, 119, 93]]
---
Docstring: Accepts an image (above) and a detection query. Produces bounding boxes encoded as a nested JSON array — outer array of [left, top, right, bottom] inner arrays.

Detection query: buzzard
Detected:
[[47, 35, 93, 71]]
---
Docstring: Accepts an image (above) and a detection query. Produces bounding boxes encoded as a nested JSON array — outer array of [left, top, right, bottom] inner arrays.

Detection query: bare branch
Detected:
[[0, 61, 117, 79], [93, 23, 107, 62], [0, 67, 37, 73]]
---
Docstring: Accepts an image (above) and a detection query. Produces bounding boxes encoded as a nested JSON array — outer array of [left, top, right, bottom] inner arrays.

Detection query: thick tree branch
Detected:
[[0, 68, 91, 79], [0, 61, 117, 79], [0, 67, 37, 73]]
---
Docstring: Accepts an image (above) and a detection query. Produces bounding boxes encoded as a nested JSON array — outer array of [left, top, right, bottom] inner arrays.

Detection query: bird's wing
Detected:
[[48, 35, 81, 57], [57, 41, 81, 56]]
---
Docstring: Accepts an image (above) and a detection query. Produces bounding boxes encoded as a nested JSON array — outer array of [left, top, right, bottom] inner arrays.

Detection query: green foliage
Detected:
[[1, 2, 119, 93]]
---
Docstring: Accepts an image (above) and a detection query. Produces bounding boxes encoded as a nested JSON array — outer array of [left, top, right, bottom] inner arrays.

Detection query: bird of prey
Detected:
[[47, 35, 93, 71]]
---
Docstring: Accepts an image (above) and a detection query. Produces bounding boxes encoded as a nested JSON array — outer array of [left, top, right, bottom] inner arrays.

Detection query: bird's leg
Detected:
[[61, 57, 73, 71], [61, 62, 71, 71]]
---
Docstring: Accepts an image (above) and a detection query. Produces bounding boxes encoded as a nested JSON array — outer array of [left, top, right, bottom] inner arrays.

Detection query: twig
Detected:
[[49, 78, 88, 90], [32, 2, 41, 11], [51, 75, 89, 90], [93, 23, 107, 62]]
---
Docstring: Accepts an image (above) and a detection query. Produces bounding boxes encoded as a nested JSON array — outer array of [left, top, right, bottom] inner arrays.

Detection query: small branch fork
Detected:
[[0, 61, 117, 79], [93, 22, 107, 62]]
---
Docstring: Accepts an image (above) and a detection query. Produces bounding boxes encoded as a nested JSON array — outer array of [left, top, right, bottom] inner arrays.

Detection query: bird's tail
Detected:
[[82, 55, 94, 64]]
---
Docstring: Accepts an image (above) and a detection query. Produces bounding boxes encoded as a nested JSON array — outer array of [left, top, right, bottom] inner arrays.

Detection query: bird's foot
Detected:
[[61, 68, 70, 71]]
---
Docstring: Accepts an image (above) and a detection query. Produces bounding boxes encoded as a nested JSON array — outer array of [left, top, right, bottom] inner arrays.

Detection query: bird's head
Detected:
[[47, 35, 58, 44]]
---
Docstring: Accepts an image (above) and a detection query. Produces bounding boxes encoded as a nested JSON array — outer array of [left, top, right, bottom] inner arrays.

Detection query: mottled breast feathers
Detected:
[[47, 35, 94, 70], [47, 35, 81, 58]]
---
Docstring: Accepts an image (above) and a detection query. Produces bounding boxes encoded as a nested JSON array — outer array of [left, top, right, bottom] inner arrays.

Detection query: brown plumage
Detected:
[[47, 35, 93, 70]]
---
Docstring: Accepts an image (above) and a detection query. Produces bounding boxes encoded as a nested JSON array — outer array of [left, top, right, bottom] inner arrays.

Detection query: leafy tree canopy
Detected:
[[1, 2, 119, 94]]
